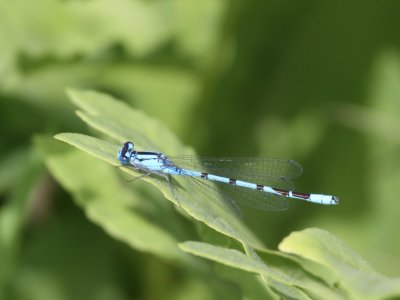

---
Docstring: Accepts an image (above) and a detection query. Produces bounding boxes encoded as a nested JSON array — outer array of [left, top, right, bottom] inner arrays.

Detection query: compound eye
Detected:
[[118, 141, 134, 164], [122, 141, 134, 155], [127, 142, 134, 151]]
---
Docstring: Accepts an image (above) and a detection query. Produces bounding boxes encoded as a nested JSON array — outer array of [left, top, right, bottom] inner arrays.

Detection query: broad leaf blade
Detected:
[[59, 90, 266, 249], [37, 136, 190, 264], [55, 132, 265, 249], [279, 228, 400, 299], [180, 241, 313, 300]]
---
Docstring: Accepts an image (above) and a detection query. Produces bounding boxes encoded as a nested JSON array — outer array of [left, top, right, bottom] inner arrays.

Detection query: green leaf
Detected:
[[96, 65, 201, 134], [180, 241, 291, 283], [67, 88, 188, 153], [264, 249, 339, 288], [52, 89, 400, 299], [58, 89, 265, 250], [0, 0, 171, 59], [180, 241, 315, 300], [279, 228, 400, 299], [36, 135, 191, 264], [180, 241, 346, 300], [215, 265, 279, 300], [255, 248, 345, 300]]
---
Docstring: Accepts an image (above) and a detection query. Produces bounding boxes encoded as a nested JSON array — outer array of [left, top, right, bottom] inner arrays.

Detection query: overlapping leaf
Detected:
[[52, 90, 400, 299]]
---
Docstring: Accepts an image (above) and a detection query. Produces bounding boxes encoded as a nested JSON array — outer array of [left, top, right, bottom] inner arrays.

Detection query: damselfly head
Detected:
[[117, 141, 134, 164]]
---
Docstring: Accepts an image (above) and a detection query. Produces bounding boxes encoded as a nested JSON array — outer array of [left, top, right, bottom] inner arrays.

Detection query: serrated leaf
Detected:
[[59, 90, 265, 249], [67, 88, 187, 154], [55, 131, 264, 250], [279, 228, 400, 299], [52, 89, 396, 300]]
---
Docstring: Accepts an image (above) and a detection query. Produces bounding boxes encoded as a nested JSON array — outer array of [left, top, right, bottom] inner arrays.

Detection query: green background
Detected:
[[1, 0, 400, 299]]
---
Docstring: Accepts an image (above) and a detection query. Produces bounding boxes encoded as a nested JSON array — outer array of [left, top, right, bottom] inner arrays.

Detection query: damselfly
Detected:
[[117, 141, 339, 216]]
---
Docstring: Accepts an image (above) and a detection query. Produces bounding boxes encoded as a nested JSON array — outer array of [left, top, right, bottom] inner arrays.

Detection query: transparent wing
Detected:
[[168, 156, 302, 187], [176, 169, 289, 218], [175, 172, 244, 218], [119, 162, 244, 218], [217, 180, 289, 211], [120, 152, 299, 215]]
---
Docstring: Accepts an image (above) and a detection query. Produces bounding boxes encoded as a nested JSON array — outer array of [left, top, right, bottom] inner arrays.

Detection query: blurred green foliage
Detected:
[[1, 0, 400, 299]]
